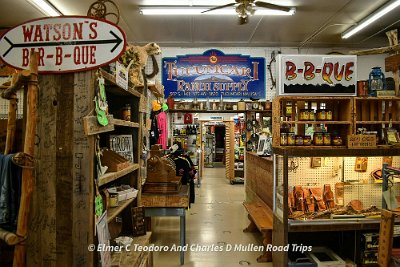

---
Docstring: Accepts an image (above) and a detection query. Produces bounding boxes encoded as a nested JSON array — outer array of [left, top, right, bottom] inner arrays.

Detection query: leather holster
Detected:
[[294, 185, 305, 212], [303, 188, 315, 213], [323, 184, 335, 209], [310, 187, 326, 211]]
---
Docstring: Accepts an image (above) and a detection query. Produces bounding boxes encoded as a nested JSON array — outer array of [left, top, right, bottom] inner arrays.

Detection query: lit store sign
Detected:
[[277, 55, 357, 96], [162, 49, 266, 99]]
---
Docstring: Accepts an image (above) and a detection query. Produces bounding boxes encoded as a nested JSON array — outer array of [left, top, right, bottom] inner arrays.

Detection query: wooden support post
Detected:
[[1, 70, 31, 100], [13, 52, 39, 267], [0, 228, 23, 245], [378, 209, 395, 267]]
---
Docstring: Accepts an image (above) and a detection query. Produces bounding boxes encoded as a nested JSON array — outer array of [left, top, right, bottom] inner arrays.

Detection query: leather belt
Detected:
[[323, 184, 335, 209], [310, 187, 326, 211], [294, 185, 305, 212], [303, 188, 315, 213]]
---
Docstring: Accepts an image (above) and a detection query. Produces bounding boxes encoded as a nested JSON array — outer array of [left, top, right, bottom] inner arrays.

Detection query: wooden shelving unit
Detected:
[[170, 108, 272, 113], [107, 197, 137, 223], [272, 96, 354, 147], [98, 163, 140, 186]]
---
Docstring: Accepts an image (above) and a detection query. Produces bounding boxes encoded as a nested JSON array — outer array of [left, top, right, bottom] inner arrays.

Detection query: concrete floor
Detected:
[[151, 167, 273, 267]]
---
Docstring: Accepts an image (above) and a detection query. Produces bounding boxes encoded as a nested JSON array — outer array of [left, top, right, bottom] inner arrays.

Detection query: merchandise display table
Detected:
[[142, 185, 189, 265]]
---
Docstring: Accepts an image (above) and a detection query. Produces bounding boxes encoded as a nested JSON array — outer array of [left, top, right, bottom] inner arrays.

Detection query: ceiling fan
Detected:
[[201, 0, 292, 25]]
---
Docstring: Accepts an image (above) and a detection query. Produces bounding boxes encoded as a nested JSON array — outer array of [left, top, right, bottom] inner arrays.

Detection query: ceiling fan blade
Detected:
[[254, 1, 291, 12], [201, 3, 236, 13]]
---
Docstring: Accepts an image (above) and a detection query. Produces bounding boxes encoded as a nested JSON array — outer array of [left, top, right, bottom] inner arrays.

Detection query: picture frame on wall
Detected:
[[257, 135, 272, 156]]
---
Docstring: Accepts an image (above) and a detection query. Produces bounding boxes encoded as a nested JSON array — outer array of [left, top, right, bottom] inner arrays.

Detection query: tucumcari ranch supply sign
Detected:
[[162, 49, 266, 100]]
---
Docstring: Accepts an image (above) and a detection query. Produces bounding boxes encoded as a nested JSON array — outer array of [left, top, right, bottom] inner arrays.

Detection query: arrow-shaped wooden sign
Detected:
[[0, 16, 126, 73]]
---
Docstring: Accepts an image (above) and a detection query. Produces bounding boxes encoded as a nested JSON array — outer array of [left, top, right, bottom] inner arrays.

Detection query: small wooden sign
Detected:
[[347, 134, 377, 148], [109, 134, 134, 162]]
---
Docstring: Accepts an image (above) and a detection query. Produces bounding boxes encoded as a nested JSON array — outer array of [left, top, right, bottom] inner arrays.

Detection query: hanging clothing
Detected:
[[172, 154, 196, 205], [157, 111, 168, 150], [0, 154, 22, 231], [149, 111, 159, 146]]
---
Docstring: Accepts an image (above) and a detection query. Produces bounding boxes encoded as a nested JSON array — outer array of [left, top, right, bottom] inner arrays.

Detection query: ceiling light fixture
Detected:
[[26, 0, 62, 16], [341, 0, 400, 39], [139, 6, 295, 16]]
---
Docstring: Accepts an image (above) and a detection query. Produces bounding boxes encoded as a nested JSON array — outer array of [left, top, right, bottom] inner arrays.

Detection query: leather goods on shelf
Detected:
[[335, 182, 344, 206], [310, 187, 326, 211], [348, 200, 363, 211], [323, 184, 335, 209], [288, 187, 295, 215], [303, 188, 315, 213], [294, 185, 305, 212]]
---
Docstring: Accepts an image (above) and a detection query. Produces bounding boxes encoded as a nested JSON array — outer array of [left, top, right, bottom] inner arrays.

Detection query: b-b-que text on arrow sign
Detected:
[[0, 16, 126, 73]]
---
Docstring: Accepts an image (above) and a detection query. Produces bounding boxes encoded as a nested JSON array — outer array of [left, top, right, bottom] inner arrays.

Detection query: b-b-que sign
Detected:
[[0, 16, 126, 73]]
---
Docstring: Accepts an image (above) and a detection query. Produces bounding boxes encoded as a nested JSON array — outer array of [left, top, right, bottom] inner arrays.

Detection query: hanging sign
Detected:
[[0, 16, 126, 73], [277, 55, 357, 96], [162, 49, 266, 100]]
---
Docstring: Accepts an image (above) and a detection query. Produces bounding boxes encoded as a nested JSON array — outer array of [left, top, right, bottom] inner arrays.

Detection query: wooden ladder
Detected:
[[0, 52, 39, 267]]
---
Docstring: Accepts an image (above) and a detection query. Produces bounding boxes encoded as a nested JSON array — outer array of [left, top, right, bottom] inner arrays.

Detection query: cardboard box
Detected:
[[306, 247, 346, 267], [108, 186, 138, 202]]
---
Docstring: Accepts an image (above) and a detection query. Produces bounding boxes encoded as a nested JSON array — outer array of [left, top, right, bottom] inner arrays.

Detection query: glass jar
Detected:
[[303, 136, 312, 146], [288, 132, 296, 146], [308, 109, 315, 120], [122, 104, 131, 121], [299, 109, 309, 121], [316, 109, 326, 120], [332, 135, 343, 146], [280, 133, 288, 146], [285, 102, 292, 116], [295, 135, 304, 146], [314, 132, 324, 145], [324, 133, 331, 145], [326, 109, 333, 120]]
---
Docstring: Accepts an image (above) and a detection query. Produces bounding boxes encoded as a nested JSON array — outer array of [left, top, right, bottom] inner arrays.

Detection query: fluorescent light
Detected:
[[27, 0, 62, 16], [342, 0, 400, 39], [139, 6, 295, 16]]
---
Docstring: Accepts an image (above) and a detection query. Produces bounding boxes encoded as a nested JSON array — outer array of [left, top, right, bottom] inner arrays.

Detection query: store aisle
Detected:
[[151, 168, 273, 267]]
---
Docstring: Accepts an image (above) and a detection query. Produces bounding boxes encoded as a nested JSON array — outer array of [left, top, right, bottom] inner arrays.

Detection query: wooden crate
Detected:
[[101, 148, 132, 172], [355, 97, 400, 122], [141, 185, 189, 208], [142, 180, 182, 194]]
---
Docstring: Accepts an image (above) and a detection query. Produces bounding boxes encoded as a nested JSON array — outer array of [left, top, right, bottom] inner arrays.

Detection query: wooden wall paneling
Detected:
[[56, 73, 74, 266], [72, 71, 95, 267], [27, 74, 58, 266]]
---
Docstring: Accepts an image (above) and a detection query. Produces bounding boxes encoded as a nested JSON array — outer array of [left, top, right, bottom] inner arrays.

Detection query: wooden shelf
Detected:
[[281, 120, 352, 125], [273, 146, 400, 157], [100, 68, 141, 97], [107, 197, 136, 223], [356, 121, 400, 124], [288, 218, 381, 232], [112, 118, 140, 128], [355, 96, 400, 100], [169, 109, 266, 113], [98, 163, 140, 186]]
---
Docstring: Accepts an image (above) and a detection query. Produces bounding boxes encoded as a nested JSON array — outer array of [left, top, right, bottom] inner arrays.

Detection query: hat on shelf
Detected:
[[152, 100, 161, 111], [162, 103, 169, 111]]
